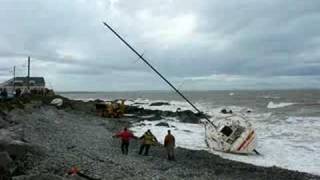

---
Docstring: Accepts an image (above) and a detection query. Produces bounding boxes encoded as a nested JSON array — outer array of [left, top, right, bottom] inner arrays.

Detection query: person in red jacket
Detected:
[[113, 127, 137, 155]]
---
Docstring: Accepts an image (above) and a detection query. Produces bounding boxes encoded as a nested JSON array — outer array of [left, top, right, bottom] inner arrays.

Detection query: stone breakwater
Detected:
[[0, 96, 318, 180]]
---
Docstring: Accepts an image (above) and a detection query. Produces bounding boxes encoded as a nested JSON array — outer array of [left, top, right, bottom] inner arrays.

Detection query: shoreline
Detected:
[[0, 95, 319, 179]]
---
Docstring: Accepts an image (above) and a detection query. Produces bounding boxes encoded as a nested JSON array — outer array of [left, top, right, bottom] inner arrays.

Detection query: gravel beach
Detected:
[[0, 96, 319, 180]]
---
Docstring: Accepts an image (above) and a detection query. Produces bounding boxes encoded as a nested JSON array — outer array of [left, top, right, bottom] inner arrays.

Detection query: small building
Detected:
[[0, 77, 46, 93]]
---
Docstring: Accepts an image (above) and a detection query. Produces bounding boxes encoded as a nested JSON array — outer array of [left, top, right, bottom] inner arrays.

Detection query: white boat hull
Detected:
[[204, 116, 257, 154]]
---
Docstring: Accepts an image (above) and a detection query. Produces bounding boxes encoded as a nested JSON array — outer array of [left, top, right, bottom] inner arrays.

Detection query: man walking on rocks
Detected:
[[114, 127, 137, 155], [164, 130, 175, 161], [139, 129, 158, 156]]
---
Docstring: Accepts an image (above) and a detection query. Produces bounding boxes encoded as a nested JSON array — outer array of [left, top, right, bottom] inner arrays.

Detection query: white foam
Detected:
[[69, 98, 95, 102], [261, 95, 281, 99], [131, 115, 320, 175], [132, 99, 197, 112], [267, 101, 296, 109], [131, 119, 207, 150]]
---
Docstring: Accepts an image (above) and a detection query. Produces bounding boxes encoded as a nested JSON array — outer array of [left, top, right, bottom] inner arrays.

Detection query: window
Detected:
[[220, 126, 233, 137]]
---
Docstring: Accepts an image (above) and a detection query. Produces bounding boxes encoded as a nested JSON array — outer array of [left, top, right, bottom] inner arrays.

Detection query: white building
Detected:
[[0, 77, 46, 93]]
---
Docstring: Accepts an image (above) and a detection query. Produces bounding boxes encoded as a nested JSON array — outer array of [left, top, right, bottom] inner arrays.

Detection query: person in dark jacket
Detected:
[[0, 88, 8, 101], [139, 129, 158, 156], [15, 88, 21, 97], [113, 127, 137, 155], [164, 130, 176, 160]]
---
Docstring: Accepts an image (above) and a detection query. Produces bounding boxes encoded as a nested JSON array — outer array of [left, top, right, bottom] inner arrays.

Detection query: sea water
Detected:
[[60, 90, 320, 175]]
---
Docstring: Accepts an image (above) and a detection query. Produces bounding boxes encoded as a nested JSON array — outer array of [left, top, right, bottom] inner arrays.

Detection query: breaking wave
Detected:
[[261, 95, 281, 99], [267, 101, 296, 109], [131, 115, 320, 175]]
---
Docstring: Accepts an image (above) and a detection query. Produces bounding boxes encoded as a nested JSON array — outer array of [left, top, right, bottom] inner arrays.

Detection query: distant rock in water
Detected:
[[143, 114, 162, 121], [155, 122, 170, 127], [150, 102, 170, 106], [221, 109, 233, 114], [125, 105, 208, 123], [94, 99, 104, 103], [133, 102, 147, 105], [221, 109, 227, 114], [177, 110, 203, 123], [182, 129, 192, 133], [136, 122, 146, 126]]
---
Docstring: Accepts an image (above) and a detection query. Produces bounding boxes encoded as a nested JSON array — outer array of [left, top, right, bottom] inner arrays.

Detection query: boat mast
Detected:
[[102, 22, 217, 129]]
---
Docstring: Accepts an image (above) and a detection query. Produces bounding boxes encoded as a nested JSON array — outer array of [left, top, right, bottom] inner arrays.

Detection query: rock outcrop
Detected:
[[126, 106, 208, 123], [155, 122, 170, 127], [150, 102, 170, 106]]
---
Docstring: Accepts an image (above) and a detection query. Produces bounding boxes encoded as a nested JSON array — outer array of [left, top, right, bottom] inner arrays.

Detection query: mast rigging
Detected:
[[102, 22, 217, 129]]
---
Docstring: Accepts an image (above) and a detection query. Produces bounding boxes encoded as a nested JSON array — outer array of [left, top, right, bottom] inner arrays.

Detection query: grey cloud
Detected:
[[0, 0, 320, 90]]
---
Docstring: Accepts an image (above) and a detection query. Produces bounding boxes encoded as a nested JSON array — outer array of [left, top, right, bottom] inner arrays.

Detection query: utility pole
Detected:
[[27, 56, 30, 90], [13, 66, 16, 94]]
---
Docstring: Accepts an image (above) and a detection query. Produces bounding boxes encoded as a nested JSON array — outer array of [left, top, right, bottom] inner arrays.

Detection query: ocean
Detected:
[[59, 90, 320, 175]]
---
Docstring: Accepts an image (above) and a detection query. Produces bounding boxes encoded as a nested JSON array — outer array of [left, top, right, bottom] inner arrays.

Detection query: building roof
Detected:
[[1, 77, 45, 87]]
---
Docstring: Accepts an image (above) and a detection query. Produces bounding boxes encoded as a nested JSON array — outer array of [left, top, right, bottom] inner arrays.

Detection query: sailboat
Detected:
[[204, 115, 257, 154], [102, 22, 258, 155]]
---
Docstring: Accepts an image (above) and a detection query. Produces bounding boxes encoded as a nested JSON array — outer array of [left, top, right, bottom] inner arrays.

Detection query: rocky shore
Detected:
[[0, 96, 319, 180]]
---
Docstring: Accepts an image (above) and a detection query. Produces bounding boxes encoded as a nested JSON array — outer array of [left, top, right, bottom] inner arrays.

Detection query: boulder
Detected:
[[125, 105, 210, 123], [0, 129, 19, 142], [155, 122, 170, 127], [0, 130, 44, 160], [125, 106, 143, 114], [0, 151, 14, 180], [0, 110, 10, 128], [221, 109, 227, 114], [182, 130, 192, 133], [50, 98, 63, 107], [93, 99, 104, 103], [177, 110, 201, 123], [0, 151, 13, 170], [221, 109, 232, 114], [0, 167, 10, 180], [133, 102, 147, 105], [161, 111, 175, 117], [0, 140, 42, 160], [68, 101, 96, 114], [0, 110, 7, 118], [0, 117, 9, 128], [150, 102, 170, 106]]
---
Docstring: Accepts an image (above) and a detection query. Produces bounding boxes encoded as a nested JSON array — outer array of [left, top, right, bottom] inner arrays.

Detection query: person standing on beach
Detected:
[[139, 129, 158, 156], [164, 130, 176, 161], [113, 127, 137, 155], [0, 88, 8, 101]]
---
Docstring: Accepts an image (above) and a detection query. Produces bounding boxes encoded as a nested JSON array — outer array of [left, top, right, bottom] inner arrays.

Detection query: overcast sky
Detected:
[[0, 0, 319, 91]]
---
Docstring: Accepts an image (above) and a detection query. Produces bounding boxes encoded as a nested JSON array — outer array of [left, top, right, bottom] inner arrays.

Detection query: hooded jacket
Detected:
[[116, 130, 135, 142], [140, 132, 157, 145]]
